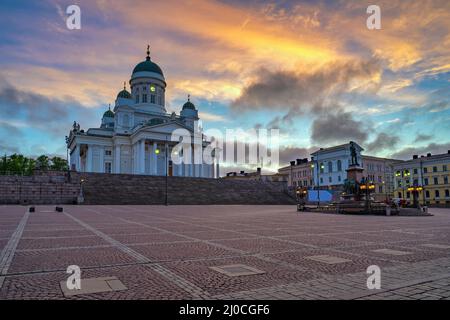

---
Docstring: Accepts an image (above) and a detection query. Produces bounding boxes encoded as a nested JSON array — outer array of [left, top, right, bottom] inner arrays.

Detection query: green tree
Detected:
[[35, 155, 50, 170], [50, 156, 68, 171]]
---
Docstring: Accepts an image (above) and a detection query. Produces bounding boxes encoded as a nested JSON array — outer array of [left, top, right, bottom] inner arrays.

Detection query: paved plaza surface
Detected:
[[0, 205, 449, 300]]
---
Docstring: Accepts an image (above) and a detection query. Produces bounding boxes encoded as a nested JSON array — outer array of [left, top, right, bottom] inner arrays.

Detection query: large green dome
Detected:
[[132, 59, 164, 76], [133, 46, 164, 77]]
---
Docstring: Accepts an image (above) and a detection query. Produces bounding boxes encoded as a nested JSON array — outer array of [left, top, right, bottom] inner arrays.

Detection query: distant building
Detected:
[[361, 155, 402, 201], [311, 142, 364, 189], [278, 158, 313, 188], [224, 168, 288, 183], [393, 151, 450, 206], [279, 142, 401, 201]]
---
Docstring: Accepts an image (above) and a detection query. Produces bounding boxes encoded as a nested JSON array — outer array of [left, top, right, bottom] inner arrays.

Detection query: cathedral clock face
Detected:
[[150, 85, 156, 92]]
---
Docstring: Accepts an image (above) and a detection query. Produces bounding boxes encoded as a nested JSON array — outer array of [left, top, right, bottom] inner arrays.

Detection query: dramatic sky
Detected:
[[0, 0, 449, 171]]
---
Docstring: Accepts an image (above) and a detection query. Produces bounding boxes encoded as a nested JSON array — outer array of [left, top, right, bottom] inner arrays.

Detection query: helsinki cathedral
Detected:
[[67, 46, 218, 178]]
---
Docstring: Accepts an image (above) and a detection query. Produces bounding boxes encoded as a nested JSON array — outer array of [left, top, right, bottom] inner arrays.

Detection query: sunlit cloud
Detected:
[[0, 0, 449, 160]]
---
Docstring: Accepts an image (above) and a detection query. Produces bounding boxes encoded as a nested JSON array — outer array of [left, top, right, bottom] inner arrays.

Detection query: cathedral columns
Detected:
[[152, 141, 158, 175], [139, 140, 146, 174], [216, 161, 219, 179], [189, 144, 194, 177], [114, 145, 121, 173], [86, 145, 93, 172], [72, 145, 81, 171], [99, 146, 104, 173], [164, 142, 169, 176]]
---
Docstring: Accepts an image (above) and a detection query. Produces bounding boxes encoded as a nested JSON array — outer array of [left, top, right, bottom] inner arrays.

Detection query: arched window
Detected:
[[328, 161, 333, 173], [337, 160, 342, 171], [435, 190, 440, 198]]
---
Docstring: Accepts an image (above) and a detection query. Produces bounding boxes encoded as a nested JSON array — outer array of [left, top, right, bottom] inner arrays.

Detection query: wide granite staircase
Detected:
[[80, 173, 296, 205]]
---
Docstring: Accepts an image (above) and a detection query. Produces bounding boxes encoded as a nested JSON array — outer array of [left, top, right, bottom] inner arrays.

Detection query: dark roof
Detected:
[[132, 59, 164, 76], [103, 109, 114, 118], [117, 89, 131, 99], [182, 100, 196, 110]]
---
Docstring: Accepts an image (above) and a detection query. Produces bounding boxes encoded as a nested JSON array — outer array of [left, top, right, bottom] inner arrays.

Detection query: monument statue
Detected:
[[349, 141, 359, 166]]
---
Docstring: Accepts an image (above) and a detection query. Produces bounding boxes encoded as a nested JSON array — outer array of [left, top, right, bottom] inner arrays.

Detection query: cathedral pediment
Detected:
[[138, 120, 193, 134]]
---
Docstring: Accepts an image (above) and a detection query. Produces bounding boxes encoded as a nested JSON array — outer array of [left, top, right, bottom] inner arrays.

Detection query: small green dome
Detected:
[[117, 89, 131, 99], [182, 96, 196, 110], [103, 109, 114, 118]]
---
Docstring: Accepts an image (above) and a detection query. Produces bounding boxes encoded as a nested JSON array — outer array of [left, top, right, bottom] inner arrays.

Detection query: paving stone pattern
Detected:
[[0, 205, 449, 300]]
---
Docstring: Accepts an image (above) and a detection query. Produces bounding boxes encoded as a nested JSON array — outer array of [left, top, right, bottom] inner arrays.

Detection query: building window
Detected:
[[424, 178, 429, 185], [445, 176, 449, 184], [433, 166, 437, 172], [407, 191, 410, 198], [105, 150, 112, 156], [413, 168, 418, 175], [150, 94, 156, 104], [320, 177, 323, 184], [328, 162, 333, 173], [379, 186, 383, 193], [158, 95, 162, 105], [135, 95, 139, 103], [435, 190, 440, 198], [423, 167, 428, 173], [338, 175, 341, 182], [434, 177, 439, 185], [337, 160, 342, 171], [413, 179, 418, 186], [445, 189, 449, 197], [426, 190, 430, 198], [443, 165, 447, 172], [320, 163, 324, 174], [142, 94, 147, 103], [328, 176, 332, 183], [398, 192, 402, 198], [104, 162, 112, 173]]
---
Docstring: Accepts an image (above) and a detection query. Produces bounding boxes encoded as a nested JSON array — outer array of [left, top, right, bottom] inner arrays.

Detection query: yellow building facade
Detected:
[[393, 152, 450, 206]]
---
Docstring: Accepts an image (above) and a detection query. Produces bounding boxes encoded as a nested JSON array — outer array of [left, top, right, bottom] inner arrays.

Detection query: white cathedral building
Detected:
[[67, 46, 218, 178]]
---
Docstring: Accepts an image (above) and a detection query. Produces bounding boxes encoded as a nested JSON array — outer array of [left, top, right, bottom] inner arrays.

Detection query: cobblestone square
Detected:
[[1, 205, 450, 300]]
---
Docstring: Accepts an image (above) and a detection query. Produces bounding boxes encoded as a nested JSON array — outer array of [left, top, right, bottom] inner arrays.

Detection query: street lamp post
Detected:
[[155, 145, 169, 206], [360, 179, 375, 211], [65, 135, 71, 181], [420, 159, 426, 206], [408, 186, 423, 208], [396, 169, 410, 206]]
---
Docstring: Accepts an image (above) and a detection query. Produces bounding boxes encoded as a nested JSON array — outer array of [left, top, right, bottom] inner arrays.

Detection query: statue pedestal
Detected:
[[346, 164, 364, 183]]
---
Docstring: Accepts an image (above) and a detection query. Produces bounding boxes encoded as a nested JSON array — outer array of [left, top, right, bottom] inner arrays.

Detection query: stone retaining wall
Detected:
[[0, 171, 295, 205], [0, 171, 81, 205]]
